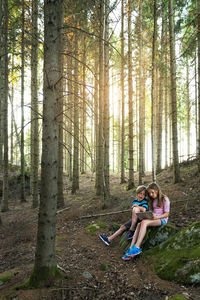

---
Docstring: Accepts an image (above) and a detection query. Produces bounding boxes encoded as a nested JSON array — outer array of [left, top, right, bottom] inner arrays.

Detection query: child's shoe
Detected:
[[125, 230, 134, 239], [99, 234, 111, 245], [122, 253, 132, 260], [126, 246, 142, 257]]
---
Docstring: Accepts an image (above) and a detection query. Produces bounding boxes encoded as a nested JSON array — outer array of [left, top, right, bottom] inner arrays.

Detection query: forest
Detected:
[[0, 0, 200, 299]]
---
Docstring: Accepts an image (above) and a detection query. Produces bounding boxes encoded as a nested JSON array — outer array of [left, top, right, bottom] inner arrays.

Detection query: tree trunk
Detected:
[[198, 0, 200, 172], [2, 0, 8, 212], [10, 55, 14, 165], [120, 0, 126, 184], [103, 0, 110, 205], [0, 0, 3, 169], [21, 0, 26, 202], [96, 0, 104, 196], [94, 46, 99, 174], [138, 0, 144, 185], [57, 9, 64, 208], [80, 36, 86, 174], [151, 0, 157, 182], [31, 0, 39, 209], [72, 29, 79, 194], [127, 0, 134, 190], [168, 0, 180, 183], [29, 0, 63, 287], [66, 40, 73, 181], [156, 0, 165, 174], [186, 57, 190, 159]]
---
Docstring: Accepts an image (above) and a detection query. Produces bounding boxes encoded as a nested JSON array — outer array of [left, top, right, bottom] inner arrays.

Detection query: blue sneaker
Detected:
[[125, 230, 134, 239], [122, 253, 132, 260], [126, 246, 142, 257], [99, 234, 111, 245]]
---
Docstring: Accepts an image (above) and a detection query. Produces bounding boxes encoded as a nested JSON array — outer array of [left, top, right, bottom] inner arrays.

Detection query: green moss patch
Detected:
[[169, 294, 188, 300], [100, 263, 111, 271], [85, 222, 107, 235], [143, 221, 200, 285], [0, 271, 13, 283]]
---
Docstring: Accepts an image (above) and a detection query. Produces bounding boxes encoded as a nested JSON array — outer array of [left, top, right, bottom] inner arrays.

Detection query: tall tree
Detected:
[[80, 36, 86, 174], [2, 0, 8, 212], [29, 0, 64, 287], [151, 0, 157, 182], [31, 0, 39, 209], [198, 0, 200, 172], [127, 0, 134, 190], [120, 0, 125, 184], [186, 57, 190, 158], [0, 0, 3, 169], [72, 28, 80, 194], [168, 0, 180, 183], [21, 0, 26, 202], [96, 0, 104, 196], [156, 0, 165, 174], [103, 0, 110, 204], [57, 7, 65, 208]]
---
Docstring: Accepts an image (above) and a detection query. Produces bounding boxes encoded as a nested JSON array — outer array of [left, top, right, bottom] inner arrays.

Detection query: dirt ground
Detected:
[[0, 159, 200, 300]]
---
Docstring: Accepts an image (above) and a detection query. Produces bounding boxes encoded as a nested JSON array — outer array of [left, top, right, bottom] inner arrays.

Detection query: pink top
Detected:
[[152, 196, 170, 223]]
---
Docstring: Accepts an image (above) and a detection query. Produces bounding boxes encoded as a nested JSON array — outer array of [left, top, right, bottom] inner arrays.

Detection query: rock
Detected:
[[119, 223, 178, 252], [143, 221, 200, 285], [82, 271, 93, 279]]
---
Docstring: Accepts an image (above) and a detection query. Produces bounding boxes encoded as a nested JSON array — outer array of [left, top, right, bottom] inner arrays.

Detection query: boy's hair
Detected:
[[147, 182, 165, 208], [136, 185, 147, 197]]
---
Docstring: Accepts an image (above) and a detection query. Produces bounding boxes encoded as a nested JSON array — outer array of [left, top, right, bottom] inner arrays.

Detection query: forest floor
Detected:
[[0, 159, 200, 300]]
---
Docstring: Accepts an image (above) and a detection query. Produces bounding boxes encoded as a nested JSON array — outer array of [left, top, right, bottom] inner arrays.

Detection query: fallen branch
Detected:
[[79, 209, 131, 219], [57, 264, 68, 274], [57, 207, 70, 214]]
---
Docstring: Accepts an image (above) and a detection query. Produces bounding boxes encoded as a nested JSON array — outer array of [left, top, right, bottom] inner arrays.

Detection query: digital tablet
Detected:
[[136, 211, 154, 220]]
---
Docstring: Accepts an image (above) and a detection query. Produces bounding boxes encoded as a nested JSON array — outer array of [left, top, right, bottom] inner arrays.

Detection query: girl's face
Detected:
[[148, 189, 158, 199]]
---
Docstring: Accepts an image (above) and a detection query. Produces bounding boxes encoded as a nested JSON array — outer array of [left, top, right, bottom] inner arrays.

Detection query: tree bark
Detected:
[[103, 0, 110, 205], [168, 0, 180, 183], [198, 0, 200, 172], [72, 28, 80, 194], [31, 0, 39, 209], [120, 0, 126, 184], [21, 0, 26, 202], [186, 57, 190, 159], [2, 0, 8, 212], [127, 0, 134, 190], [96, 0, 104, 196], [30, 0, 64, 287]]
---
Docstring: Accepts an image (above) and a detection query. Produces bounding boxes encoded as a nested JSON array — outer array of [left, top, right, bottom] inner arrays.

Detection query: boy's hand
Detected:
[[132, 204, 139, 208]]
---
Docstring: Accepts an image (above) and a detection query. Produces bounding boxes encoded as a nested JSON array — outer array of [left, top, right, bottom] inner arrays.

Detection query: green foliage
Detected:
[[85, 222, 107, 235], [100, 263, 111, 271], [0, 272, 13, 283], [169, 295, 188, 300]]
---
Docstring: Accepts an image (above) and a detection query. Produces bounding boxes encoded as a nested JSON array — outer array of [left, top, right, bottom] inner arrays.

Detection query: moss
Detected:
[[85, 222, 107, 234], [169, 295, 188, 300], [28, 265, 60, 288], [143, 221, 200, 285], [56, 234, 67, 241], [100, 263, 111, 271], [56, 248, 63, 253], [0, 271, 13, 283]]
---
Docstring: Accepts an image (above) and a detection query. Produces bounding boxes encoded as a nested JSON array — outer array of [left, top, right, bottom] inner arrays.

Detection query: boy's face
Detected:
[[137, 190, 146, 201]]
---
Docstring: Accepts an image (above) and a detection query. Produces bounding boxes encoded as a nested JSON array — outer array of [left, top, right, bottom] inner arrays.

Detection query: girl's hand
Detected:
[[132, 204, 138, 208]]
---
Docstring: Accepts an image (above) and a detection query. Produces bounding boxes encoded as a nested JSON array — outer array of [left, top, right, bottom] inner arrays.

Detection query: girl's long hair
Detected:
[[147, 182, 165, 209]]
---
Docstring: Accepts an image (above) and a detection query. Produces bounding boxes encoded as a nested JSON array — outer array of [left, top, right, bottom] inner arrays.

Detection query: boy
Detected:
[[99, 185, 148, 245]]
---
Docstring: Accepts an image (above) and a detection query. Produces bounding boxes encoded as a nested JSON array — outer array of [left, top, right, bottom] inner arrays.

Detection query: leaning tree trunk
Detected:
[[120, 0, 125, 184], [168, 0, 180, 183], [2, 0, 8, 213], [151, 0, 157, 182], [31, 0, 39, 209], [21, 0, 26, 202], [127, 0, 134, 190], [29, 0, 64, 287]]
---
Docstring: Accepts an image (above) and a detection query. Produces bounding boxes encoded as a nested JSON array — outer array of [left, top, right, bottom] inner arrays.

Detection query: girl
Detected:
[[122, 182, 170, 260]]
